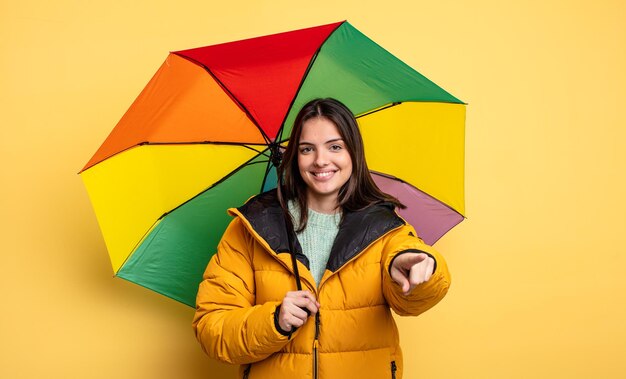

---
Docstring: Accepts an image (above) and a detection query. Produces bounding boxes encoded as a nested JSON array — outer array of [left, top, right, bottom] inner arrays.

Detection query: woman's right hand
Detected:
[[278, 291, 320, 332]]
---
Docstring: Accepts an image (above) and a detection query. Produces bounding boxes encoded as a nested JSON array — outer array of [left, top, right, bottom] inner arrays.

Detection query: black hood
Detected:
[[237, 189, 405, 272]]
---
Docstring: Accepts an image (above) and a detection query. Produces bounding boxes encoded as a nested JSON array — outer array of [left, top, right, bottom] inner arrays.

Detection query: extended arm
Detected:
[[382, 225, 451, 316]]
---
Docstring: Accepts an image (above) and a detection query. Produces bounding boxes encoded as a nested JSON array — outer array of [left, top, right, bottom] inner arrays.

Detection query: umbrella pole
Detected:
[[284, 211, 311, 332], [284, 212, 304, 291], [276, 163, 305, 292]]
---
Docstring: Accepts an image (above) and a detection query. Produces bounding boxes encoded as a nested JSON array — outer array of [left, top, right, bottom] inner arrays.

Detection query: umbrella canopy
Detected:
[[80, 21, 466, 307]]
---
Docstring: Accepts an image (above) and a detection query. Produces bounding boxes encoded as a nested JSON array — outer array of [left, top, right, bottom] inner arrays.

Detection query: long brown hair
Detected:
[[277, 98, 403, 231]]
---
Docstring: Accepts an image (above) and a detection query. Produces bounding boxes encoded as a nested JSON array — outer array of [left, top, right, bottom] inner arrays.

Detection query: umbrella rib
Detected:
[[259, 159, 274, 193], [275, 21, 344, 143], [116, 274, 194, 308], [172, 52, 272, 146], [370, 170, 465, 216], [355, 102, 401, 118], [158, 151, 270, 220], [115, 155, 270, 274], [141, 141, 267, 155], [112, 157, 273, 273], [274, 101, 406, 144], [79, 142, 268, 174], [115, 217, 162, 278]]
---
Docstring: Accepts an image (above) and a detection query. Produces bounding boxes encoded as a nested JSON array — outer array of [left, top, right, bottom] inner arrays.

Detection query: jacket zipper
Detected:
[[237, 208, 402, 379], [313, 312, 320, 379], [311, 224, 403, 379]]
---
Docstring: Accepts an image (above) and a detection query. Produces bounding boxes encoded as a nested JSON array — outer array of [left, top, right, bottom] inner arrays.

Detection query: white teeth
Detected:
[[313, 171, 333, 178]]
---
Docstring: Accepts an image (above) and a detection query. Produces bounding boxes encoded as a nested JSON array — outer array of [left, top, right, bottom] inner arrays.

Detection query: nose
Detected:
[[313, 150, 329, 167]]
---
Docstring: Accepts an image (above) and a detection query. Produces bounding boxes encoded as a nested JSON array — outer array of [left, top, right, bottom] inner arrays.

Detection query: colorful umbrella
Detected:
[[80, 21, 466, 307]]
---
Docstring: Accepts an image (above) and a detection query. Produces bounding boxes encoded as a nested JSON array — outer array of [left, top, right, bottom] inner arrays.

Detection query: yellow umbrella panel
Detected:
[[358, 102, 466, 244]]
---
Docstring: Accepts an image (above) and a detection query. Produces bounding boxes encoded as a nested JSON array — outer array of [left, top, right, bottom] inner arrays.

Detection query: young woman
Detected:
[[193, 98, 451, 379]]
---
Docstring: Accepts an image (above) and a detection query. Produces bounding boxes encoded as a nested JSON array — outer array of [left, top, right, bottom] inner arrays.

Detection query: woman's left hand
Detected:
[[390, 253, 435, 295]]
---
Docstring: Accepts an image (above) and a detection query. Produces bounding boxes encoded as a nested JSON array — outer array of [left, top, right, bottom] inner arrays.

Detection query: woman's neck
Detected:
[[306, 194, 340, 214]]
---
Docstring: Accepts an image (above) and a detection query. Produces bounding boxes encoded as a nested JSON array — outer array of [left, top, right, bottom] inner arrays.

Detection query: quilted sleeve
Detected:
[[192, 217, 290, 365], [381, 224, 451, 316]]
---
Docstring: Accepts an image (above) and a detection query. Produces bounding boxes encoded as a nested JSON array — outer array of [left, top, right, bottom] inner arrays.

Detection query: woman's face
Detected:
[[297, 117, 353, 212]]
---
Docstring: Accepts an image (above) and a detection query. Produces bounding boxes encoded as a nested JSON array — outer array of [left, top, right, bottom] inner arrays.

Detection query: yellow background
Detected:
[[2, 0, 625, 378]]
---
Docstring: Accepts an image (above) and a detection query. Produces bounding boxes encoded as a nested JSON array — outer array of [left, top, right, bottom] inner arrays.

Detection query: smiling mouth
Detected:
[[312, 171, 335, 178]]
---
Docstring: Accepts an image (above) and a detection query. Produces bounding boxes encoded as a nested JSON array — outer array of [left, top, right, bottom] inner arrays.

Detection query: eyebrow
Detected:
[[298, 138, 344, 145]]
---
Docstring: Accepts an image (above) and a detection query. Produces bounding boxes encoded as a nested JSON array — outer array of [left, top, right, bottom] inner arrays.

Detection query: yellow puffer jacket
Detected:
[[193, 190, 451, 379]]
